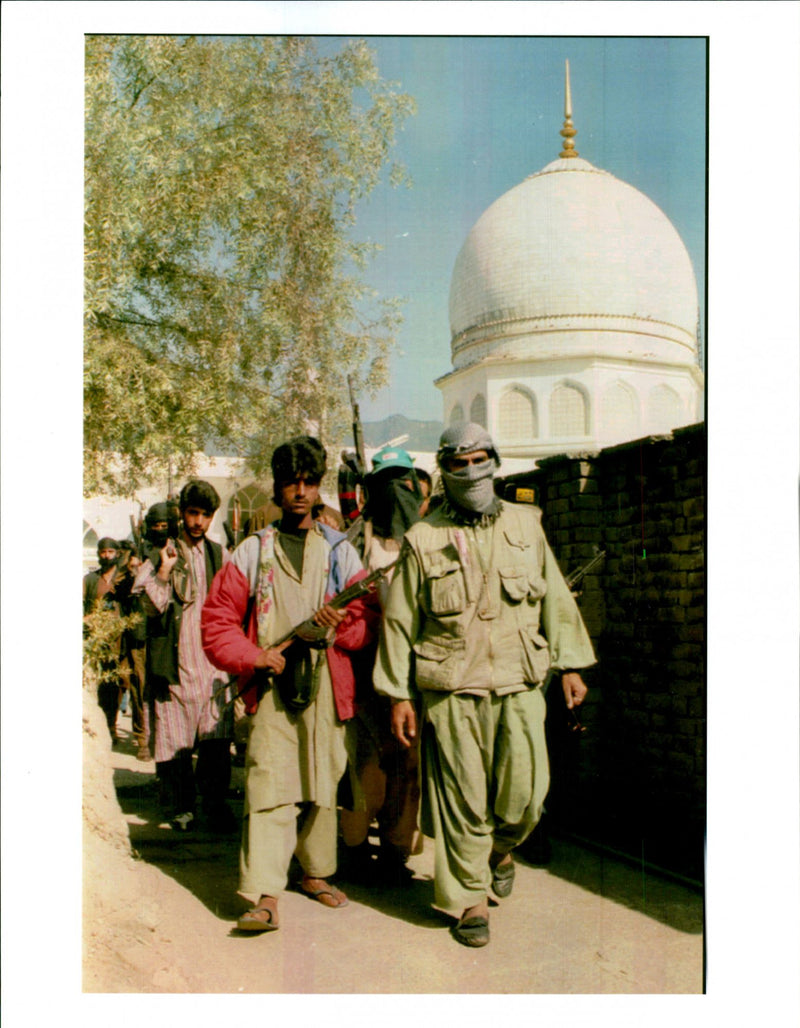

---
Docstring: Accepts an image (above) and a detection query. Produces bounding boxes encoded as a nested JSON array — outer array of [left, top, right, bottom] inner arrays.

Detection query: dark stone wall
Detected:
[[507, 424, 706, 880]]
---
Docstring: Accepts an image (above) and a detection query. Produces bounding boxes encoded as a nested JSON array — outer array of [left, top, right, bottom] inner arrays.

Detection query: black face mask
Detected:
[[146, 526, 170, 549], [145, 502, 176, 549], [363, 470, 423, 541]]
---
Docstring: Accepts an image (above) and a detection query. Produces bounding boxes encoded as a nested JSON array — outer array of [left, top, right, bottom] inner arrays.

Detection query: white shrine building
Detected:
[[437, 63, 704, 475]]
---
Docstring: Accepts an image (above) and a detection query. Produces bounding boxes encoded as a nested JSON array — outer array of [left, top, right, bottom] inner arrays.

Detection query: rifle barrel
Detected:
[[566, 550, 606, 588], [347, 374, 367, 473], [130, 513, 143, 558]]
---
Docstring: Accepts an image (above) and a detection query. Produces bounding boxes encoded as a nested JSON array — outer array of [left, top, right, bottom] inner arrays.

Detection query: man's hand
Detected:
[[561, 671, 588, 709], [315, 511, 341, 530], [253, 647, 287, 674], [157, 542, 179, 582], [391, 699, 417, 748], [312, 604, 347, 630]]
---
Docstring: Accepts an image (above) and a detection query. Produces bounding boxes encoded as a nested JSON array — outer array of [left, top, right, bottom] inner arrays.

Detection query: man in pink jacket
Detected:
[[202, 436, 378, 932]]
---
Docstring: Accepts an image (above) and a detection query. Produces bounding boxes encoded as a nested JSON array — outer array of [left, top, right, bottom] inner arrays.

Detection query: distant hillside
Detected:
[[362, 414, 443, 452], [201, 413, 444, 461]]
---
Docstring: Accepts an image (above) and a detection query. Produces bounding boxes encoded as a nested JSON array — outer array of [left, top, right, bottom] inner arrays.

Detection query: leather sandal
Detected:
[[491, 856, 515, 898], [237, 902, 279, 932], [452, 915, 490, 947], [299, 878, 349, 908]]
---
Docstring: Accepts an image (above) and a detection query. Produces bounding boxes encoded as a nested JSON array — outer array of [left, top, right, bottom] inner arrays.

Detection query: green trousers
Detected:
[[239, 802, 337, 901], [422, 686, 549, 912]]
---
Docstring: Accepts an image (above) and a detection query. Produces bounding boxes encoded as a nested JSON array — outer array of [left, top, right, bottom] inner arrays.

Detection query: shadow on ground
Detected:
[[516, 838, 703, 935], [115, 769, 445, 929], [115, 765, 247, 921], [114, 756, 701, 937], [332, 860, 446, 929]]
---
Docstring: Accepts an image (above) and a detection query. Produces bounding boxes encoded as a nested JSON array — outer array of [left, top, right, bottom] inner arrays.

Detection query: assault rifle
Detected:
[[237, 556, 402, 712], [565, 548, 606, 594], [267, 555, 401, 654]]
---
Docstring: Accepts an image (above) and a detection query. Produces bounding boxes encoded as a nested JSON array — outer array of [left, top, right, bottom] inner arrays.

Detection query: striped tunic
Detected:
[[134, 540, 234, 763]]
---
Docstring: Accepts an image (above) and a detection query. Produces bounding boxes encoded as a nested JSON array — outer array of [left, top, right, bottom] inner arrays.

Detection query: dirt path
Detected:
[[83, 690, 703, 994]]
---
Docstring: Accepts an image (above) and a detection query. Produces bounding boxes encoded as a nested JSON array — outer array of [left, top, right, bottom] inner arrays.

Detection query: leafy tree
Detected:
[[85, 35, 414, 496], [82, 604, 142, 687]]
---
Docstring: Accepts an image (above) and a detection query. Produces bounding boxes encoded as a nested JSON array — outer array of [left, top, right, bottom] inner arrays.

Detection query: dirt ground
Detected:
[[82, 685, 704, 995]]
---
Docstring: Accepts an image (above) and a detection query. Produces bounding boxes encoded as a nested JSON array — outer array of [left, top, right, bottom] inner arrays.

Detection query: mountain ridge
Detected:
[[361, 413, 443, 452]]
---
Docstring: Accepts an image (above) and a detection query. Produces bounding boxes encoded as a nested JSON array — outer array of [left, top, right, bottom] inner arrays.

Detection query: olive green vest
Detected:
[[404, 503, 552, 695]]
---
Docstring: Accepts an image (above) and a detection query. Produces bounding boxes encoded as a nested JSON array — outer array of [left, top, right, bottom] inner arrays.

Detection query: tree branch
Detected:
[[129, 74, 157, 109]]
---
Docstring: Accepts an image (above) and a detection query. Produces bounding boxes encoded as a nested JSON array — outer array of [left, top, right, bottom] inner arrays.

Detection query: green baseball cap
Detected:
[[370, 446, 415, 473]]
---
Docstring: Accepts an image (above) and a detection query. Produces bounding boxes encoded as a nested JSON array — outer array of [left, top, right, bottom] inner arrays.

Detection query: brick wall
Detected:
[[506, 423, 706, 880]]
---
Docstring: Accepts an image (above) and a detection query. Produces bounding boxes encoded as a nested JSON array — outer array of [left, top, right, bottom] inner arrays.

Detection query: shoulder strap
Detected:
[[255, 526, 278, 648]]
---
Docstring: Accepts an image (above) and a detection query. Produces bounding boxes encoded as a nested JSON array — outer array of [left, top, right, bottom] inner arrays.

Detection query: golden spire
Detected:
[[559, 59, 579, 159]]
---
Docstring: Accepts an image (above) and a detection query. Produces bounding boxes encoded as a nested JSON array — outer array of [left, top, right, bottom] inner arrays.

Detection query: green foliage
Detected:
[[83, 604, 142, 686], [85, 36, 415, 495]]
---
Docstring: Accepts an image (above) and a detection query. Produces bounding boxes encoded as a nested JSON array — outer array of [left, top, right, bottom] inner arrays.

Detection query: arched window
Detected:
[[449, 403, 465, 426], [83, 521, 99, 550], [83, 521, 99, 570], [227, 484, 272, 535], [648, 384, 682, 434], [549, 383, 588, 436], [469, 393, 487, 428], [600, 381, 639, 442], [498, 387, 537, 440]]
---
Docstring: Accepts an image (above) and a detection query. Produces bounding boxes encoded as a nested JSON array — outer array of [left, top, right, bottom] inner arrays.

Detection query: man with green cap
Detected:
[[340, 445, 427, 884], [373, 423, 596, 947]]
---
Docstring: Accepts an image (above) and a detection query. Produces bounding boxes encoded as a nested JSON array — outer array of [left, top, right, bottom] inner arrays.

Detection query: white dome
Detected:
[[448, 157, 699, 370]]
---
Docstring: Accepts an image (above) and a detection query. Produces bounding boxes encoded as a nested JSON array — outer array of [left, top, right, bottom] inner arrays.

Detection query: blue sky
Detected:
[[334, 36, 707, 422]]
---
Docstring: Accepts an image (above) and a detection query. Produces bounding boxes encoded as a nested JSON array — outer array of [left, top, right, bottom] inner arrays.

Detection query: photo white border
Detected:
[[2, 2, 798, 1024]]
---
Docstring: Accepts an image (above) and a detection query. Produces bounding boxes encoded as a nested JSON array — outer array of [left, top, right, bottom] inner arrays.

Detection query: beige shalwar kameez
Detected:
[[239, 532, 349, 900]]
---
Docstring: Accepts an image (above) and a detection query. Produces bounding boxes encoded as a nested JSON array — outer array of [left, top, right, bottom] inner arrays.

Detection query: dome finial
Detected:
[[559, 59, 579, 159]]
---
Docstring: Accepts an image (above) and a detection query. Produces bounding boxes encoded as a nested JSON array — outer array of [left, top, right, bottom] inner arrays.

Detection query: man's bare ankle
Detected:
[[490, 849, 513, 868], [462, 899, 488, 921]]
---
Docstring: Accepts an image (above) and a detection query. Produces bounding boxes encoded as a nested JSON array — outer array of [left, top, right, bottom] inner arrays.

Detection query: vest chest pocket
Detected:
[[527, 572, 547, 602], [413, 636, 466, 690], [427, 559, 466, 616], [498, 565, 528, 603], [502, 530, 546, 600], [519, 627, 551, 685]]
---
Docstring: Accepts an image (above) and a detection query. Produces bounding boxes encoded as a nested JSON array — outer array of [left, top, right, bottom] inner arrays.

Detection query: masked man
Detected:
[[201, 437, 379, 933], [340, 446, 426, 884], [142, 501, 180, 562], [114, 546, 151, 761], [133, 480, 234, 833], [84, 537, 126, 745], [374, 423, 596, 947]]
